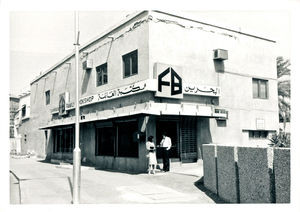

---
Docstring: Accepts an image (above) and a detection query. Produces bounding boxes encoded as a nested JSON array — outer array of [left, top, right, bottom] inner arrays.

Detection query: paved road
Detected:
[[10, 157, 223, 204], [10, 171, 20, 204]]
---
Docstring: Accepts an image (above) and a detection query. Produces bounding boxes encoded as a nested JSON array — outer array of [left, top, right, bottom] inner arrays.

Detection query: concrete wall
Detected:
[[238, 146, 273, 203], [197, 118, 213, 159], [202, 144, 217, 194], [217, 145, 239, 203], [203, 144, 290, 203], [273, 148, 290, 203], [148, 11, 278, 146]]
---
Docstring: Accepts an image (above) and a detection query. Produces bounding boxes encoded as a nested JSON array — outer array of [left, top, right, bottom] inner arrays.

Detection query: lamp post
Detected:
[[73, 11, 81, 204]]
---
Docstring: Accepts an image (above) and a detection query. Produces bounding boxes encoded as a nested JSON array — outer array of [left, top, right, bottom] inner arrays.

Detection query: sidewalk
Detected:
[[10, 157, 223, 204]]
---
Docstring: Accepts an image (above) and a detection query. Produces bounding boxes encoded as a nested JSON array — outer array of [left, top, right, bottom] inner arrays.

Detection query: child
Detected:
[[146, 136, 157, 174]]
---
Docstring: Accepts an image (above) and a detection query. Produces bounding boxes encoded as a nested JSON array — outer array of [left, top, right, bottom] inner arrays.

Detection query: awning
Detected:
[[39, 102, 226, 130]]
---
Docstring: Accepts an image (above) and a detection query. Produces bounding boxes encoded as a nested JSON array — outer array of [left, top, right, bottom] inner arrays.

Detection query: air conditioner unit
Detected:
[[82, 59, 93, 70], [213, 49, 228, 60], [214, 108, 228, 120]]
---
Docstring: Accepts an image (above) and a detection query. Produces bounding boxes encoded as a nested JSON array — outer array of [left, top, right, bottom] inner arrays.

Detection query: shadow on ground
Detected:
[[37, 158, 147, 175], [194, 177, 227, 203]]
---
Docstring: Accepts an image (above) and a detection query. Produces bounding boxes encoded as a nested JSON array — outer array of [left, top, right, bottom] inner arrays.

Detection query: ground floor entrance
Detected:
[[47, 115, 201, 172], [156, 116, 198, 163]]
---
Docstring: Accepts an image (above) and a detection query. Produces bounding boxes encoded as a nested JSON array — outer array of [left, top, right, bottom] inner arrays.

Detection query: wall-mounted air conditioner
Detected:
[[213, 49, 228, 60], [82, 59, 93, 70]]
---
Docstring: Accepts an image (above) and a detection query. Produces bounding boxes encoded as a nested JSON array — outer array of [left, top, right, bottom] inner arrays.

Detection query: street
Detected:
[[9, 157, 223, 204]]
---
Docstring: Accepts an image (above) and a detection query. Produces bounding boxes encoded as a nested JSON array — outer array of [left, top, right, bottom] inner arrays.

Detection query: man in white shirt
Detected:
[[160, 132, 172, 172]]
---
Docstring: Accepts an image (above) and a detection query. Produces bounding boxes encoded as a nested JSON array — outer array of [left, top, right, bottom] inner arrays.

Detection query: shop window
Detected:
[[117, 121, 138, 157], [45, 90, 50, 105], [95, 127, 114, 156], [123, 50, 138, 78], [253, 78, 268, 99], [21, 105, 26, 117], [96, 63, 108, 86], [53, 127, 74, 153], [249, 130, 268, 139]]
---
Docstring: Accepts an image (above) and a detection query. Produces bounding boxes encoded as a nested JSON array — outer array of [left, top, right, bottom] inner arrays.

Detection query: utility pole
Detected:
[[73, 11, 81, 204]]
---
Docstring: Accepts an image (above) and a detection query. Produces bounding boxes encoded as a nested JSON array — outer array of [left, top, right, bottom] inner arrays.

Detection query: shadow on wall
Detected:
[[213, 60, 225, 73], [199, 118, 213, 159], [81, 69, 91, 95], [45, 129, 53, 161]]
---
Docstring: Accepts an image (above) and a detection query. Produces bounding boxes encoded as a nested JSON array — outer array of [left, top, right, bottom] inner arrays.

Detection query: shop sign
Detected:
[[154, 63, 183, 99], [79, 80, 156, 107], [183, 84, 221, 96]]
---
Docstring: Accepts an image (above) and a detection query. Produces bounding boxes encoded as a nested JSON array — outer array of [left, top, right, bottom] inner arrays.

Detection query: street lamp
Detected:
[[73, 11, 81, 204]]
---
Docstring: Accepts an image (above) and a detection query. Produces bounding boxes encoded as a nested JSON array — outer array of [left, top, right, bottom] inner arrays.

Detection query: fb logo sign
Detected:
[[156, 65, 183, 99]]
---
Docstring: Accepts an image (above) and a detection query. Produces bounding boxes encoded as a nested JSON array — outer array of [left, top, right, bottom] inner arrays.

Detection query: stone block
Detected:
[[217, 145, 239, 203], [273, 148, 290, 203], [237, 146, 273, 203], [203, 144, 217, 194]]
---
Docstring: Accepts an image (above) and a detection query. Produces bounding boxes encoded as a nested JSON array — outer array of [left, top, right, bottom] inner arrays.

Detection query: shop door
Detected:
[[156, 120, 179, 159], [180, 117, 197, 163]]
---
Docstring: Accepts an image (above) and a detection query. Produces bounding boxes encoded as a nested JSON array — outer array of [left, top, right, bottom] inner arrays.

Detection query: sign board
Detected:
[[154, 63, 183, 99], [58, 93, 66, 116], [184, 84, 220, 96], [79, 80, 156, 107]]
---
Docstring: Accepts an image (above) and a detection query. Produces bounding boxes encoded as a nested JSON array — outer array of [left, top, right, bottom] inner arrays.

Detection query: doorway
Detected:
[[156, 120, 180, 159]]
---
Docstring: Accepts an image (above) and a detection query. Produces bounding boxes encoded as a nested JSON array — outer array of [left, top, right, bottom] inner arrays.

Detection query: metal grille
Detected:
[[181, 117, 197, 162]]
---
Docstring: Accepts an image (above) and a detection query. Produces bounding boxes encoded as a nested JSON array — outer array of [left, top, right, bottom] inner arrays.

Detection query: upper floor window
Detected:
[[45, 90, 50, 105], [123, 50, 138, 78], [253, 78, 268, 99], [96, 63, 108, 86], [21, 105, 26, 117]]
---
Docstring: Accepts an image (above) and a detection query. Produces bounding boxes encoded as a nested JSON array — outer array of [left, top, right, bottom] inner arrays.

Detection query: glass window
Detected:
[[53, 127, 74, 153], [95, 127, 115, 156], [117, 121, 138, 157], [123, 50, 138, 78], [260, 81, 267, 99], [252, 79, 259, 98], [45, 90, 50, 105], [252, 78, 268, 99], [96, 63, 108, 86], [21, 105, 26, 117], [249, 130, 269, 139]]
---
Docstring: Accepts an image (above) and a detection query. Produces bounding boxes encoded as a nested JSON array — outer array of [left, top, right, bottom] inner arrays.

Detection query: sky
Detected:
[[9, 10, 292, 95]]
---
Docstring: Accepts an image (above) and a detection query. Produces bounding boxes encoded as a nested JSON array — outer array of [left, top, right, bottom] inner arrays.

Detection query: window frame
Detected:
[[96, 63, 108, 87], [95, 126, 115, 156], [249, 130, 269, 139], [21, 105, 26, 117], [252, 78, 268, 99], [53, 127, 74, 153], [116, 120, 139, 158], [122, 50, 138, 78], [45, 90, 51, 105]]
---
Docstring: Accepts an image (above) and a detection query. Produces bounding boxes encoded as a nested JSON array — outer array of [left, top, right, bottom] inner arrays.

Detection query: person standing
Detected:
[[146, 136, 157, 174], [160, 132, 172, 172]]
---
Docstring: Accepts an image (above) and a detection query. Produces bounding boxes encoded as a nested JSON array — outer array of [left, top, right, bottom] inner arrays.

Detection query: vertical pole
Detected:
[[73, 11, 81, 204]]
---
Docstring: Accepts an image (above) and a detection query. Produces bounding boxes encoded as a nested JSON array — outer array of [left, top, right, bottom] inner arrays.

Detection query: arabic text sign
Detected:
[[183, 84, 221, 97], [79, 80, 156, 107]]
